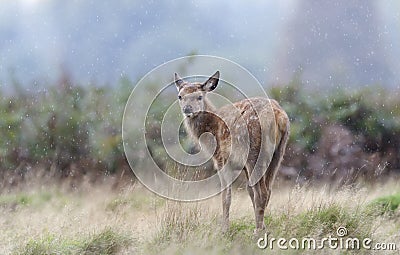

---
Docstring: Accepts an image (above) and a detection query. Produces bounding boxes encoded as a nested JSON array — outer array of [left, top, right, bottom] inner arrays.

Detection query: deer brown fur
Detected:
[[175, 71, 290, 233]]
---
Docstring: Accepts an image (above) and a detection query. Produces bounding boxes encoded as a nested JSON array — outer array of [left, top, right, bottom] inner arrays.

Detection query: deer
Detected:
[[174, 71, 290, 233]]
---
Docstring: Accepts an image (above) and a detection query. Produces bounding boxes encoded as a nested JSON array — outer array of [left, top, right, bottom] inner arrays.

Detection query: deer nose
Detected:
[[183, 105, 193, 114]]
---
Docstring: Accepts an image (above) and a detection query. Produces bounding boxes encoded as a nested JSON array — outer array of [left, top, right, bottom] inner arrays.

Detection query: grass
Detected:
[[146, 203, 376, 254], [1, 181, 399, 254], [105, 193, 165, 212], [365, 192, 400, 216], [15, 228, 130, 255], [0, 190, 53, 210]]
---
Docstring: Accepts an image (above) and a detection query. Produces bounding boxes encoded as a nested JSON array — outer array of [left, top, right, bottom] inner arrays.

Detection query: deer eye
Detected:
[[178, 95, 182, 100], [197, 95, 203, 100]]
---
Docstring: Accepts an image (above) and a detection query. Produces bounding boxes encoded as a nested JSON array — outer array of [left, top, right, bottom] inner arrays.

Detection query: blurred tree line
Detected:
[[0, 75, 132, 187], [270, 75, 400, 184], [0, 73, 399, 188]]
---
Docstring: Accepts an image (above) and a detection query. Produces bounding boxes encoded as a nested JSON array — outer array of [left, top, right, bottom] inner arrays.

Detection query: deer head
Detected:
[[174, 71, 220, 118]]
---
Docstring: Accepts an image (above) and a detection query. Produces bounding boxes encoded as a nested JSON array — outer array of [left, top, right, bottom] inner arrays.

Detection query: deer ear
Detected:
[[201, 71, 220, 91], [174, 73, 184, 91]]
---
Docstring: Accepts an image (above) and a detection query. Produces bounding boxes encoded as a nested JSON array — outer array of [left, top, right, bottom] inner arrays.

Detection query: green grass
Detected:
[[0, 191, 53, 210], [14, 228, 131, 255], [365, 192, 400, 216], [270, 203, 372, 241], [79, 228, 131, 255], [16, 233, 62, 255]]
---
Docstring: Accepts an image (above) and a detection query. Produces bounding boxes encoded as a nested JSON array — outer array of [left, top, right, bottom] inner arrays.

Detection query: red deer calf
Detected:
[[174, 71, 290, 233]]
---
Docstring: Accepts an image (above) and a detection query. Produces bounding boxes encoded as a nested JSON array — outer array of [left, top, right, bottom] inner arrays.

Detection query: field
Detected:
[[2, 2, 400, 254], [1, 179, 399, 255]]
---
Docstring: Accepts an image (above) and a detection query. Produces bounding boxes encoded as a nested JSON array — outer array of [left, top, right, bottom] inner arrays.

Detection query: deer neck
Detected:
[[202, 97, 216, 112], [185, 99, 219, 139]]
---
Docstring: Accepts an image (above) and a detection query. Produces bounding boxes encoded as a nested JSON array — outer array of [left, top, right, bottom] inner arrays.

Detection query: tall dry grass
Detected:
[[1, 180, 399, 254]]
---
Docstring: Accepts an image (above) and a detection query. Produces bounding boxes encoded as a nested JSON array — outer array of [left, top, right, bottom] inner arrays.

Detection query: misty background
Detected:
[[1, 0, 399, 89]]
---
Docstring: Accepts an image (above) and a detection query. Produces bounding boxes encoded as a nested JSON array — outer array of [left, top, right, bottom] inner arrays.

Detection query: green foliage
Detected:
[[1, 72, 399, 179], [269, 78, 400, 154], [0, 78, 133, 174], [322, 87, 400, 152], [270, 77, 322, 152]]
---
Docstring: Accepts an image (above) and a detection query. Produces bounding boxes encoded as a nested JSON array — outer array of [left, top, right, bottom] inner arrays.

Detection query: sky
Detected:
[[0, 0, 399, 89]]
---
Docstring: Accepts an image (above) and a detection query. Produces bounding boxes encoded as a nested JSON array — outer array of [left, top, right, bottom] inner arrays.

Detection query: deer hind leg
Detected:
[[262, 148, 281, 213], [246, 162, 268, 232], [252, 175, 268, 232], [263, 171, 273, 211]]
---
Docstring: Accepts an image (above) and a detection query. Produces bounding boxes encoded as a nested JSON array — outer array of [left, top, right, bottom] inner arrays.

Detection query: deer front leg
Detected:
[[216, 160, 232, 233], [221, 184, 232, 233], [247, 184, 255, 209], [244, 167, 255, 210]]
